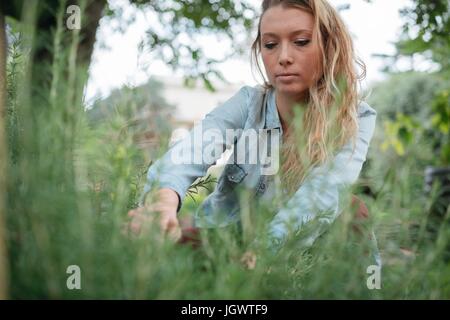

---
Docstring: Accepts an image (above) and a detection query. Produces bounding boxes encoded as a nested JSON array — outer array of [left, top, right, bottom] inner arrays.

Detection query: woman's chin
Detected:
[[275, 83, 307, 96]]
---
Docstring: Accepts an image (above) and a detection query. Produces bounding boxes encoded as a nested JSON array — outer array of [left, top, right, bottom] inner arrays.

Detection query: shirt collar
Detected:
[[265, 87, 283, 136]]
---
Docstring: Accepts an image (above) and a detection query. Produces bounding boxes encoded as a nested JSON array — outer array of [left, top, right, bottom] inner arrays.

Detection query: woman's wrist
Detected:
[[157, 188, 180, 211], [143, 188, 180, 213]]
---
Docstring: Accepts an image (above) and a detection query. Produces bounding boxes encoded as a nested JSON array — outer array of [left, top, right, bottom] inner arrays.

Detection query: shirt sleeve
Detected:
[[266, 102, 377, 251], [138, 85, 253, 212]]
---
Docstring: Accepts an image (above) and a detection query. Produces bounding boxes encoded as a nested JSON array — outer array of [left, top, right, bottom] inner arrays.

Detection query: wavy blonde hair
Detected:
[[251, 0, 366, 196]]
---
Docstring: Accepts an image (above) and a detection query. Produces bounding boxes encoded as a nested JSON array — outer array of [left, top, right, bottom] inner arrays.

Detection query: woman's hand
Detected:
[[240, 250, 257, 270], [127, 188, 182, 242]]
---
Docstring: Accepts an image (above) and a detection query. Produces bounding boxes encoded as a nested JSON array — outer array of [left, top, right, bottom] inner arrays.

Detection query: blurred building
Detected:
[[157, 75, 244, 128]]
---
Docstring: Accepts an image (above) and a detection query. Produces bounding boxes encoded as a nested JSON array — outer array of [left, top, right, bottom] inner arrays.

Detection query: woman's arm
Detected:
[[138, 86, 253, 212], [128, 86, 254, 239], [266, 102, 377, 250], [128, 86, 255, 239]]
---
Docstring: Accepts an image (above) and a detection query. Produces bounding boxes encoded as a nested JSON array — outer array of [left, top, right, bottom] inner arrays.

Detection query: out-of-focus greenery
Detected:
[[377, 0, 450, 166], [367, 71, 449, 163], [126, 0, 257, 91], [396, 0, 450, 74]]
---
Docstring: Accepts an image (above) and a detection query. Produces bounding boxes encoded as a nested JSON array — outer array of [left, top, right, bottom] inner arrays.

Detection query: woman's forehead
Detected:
[[260, 5, 314, 35]]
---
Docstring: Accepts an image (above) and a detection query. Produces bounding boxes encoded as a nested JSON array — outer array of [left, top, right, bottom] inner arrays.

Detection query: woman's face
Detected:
[[260, 5, 322, 100]]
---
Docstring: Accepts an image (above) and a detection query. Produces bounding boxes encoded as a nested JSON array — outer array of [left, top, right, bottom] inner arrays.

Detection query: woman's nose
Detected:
[[278, 43, 294, 66]]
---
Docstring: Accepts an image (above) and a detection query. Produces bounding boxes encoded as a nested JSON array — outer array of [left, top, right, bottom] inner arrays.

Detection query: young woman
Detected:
[[128, 0, 380, 266]]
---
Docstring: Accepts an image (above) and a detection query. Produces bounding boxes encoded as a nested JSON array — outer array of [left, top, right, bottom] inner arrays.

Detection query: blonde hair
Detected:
[[251, 0, 366, 196]]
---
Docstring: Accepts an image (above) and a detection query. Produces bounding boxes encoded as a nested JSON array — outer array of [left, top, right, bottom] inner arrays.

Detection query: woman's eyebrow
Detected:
[[262, 29, 312, 37]]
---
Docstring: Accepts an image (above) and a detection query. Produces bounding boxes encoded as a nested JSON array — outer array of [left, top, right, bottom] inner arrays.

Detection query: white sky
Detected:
[[85, 0, 413, 104]]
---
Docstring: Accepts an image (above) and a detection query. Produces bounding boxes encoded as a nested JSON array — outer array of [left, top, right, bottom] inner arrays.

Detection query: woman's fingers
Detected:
[[159, 214, 182, 241], [128, 206, 147, 218], [126, 205, 180, 241], [128, 210, 152, 235], [127, 207, 155, 235], [240, 251, 257, 270], [167, 224, 182, 242]]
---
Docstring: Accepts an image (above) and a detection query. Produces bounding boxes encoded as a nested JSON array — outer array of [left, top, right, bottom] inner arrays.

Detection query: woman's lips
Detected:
[[276, 74, 299, 81]]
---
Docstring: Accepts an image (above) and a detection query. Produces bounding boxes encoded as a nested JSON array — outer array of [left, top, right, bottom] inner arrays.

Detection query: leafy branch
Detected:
[[186, 174, 217, 203]]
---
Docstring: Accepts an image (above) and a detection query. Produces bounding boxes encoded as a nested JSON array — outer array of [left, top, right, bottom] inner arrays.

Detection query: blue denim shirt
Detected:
[[140, 84, 380, 265]]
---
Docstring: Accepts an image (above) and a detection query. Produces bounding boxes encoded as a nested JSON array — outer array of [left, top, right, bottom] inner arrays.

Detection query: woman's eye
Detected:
[[264, 43, 276, 49], [263, 40, 310, 49], [295, 39, 310, 46]]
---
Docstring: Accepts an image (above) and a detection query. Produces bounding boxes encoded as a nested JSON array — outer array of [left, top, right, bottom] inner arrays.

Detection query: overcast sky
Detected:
[[85, 0, 413, 104]]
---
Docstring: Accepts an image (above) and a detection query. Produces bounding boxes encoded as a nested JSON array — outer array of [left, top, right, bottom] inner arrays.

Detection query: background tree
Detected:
[[396, 0, 450, 75], [1, 0, 257, 94]]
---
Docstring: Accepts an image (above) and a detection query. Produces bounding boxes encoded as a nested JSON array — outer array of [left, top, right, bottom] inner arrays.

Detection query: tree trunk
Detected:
[[31, 0, 106, 93], [0, 12, 9, 300]]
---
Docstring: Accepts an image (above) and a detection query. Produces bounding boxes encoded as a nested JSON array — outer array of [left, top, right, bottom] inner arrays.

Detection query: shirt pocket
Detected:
[[217, 163, 247, 193]]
